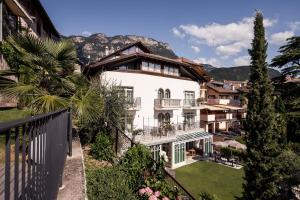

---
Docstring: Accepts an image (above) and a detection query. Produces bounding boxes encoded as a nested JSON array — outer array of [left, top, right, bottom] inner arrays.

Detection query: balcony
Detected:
[[154, 99, 181, 109], [207, 99, 240, 106], [200, 114, 215, 122], [182, 99, 200, 109], [126, 97, 141, 110], [134, 117, 203, 145]]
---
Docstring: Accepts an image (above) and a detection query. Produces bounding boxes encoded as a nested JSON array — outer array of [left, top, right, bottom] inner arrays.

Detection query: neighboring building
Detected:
[[84, 42, 213, 169], [200, 80, 247, 133], [0, 0, 60, 107]]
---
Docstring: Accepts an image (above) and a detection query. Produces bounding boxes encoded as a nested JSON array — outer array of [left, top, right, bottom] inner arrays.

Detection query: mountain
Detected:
[[66, 33, 178, 64], [201, 64, 216, 72], [207, 66, 281, 81]]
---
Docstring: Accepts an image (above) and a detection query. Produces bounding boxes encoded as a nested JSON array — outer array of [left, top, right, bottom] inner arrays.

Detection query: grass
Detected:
[[0, 108, 31, 123], [0, 108, 31, 163], [175, 161, 244, 200]]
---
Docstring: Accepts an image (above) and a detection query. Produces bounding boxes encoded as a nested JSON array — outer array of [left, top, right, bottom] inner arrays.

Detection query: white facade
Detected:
[[102, 71, 201, 131]]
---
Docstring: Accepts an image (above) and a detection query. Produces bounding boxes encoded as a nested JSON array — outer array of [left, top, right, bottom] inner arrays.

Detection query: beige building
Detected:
[[200, 80, 248, 133]]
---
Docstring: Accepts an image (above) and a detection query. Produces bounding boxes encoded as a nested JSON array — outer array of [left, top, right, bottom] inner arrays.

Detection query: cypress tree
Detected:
[[243, 12, 282, 200]]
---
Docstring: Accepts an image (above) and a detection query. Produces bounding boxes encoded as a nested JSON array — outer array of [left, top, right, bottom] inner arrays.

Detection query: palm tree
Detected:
[[0, 34, 104, 124]]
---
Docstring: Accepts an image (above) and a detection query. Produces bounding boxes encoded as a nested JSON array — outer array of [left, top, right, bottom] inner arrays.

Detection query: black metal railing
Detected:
[[112, 126, 196, 200], [0, 108, 72, 200]]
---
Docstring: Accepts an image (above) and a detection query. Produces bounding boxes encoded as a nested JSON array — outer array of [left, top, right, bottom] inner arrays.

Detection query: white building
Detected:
[[84, 42, 213, 169]]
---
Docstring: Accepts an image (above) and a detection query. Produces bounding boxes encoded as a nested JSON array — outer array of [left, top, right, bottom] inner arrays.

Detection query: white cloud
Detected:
[[177, 17, 276, 47], [191, 45, 200, 53], [82, 31, 92, 37], [233, 55, 250, 66], [172, 27, 185, 38], [270, 31, 294, 45], [193, 57, 221, 67], [173, 17, 277, 58], [216, 42, 249, 56], [288, 21, 300, 32]]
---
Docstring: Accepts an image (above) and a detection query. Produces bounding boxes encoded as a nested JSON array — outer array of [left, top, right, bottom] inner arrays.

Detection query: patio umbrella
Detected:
[[213, 141, 228, 148], [225, 140, 246, 150]]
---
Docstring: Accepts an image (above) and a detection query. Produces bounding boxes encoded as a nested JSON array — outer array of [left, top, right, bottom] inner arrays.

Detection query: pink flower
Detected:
[[162, 197, 170, 200], [139, 188, 146, 196], [145, 187, 153, 196], [148, 195, 157, 200], [154, 191, 160, 197]]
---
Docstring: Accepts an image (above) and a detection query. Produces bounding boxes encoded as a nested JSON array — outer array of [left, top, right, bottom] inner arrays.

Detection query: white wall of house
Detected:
[[102, 71, 201, 129]]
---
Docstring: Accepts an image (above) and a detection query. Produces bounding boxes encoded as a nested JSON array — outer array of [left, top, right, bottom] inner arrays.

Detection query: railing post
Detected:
[[67, 108, 72, 156]]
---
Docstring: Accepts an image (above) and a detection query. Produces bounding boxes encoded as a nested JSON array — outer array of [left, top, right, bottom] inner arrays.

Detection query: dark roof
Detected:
[[176, 57, 210, 81], [85, 50, 210, 82], [207, 83, 239, 94], [96, 41, 152, 62]]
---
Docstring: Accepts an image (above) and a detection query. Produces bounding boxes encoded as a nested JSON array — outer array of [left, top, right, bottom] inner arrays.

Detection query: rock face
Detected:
[[66, 33, 178, 64]]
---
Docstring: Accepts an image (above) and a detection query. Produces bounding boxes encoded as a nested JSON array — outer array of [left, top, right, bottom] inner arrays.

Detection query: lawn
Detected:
[[0, 108, 31, 163], [175, 161, 244, 200], [0, 108, 31, 123]]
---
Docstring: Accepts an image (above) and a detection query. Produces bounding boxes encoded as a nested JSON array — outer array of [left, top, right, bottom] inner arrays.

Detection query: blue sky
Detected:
[[41, 0, 300, 67]]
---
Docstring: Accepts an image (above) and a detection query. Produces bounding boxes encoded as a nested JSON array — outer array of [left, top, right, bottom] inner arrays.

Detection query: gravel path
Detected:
[[57, 140, 86, 200]]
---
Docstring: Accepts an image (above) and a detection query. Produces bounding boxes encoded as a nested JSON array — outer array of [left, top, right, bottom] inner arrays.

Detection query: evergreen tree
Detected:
[[270, 36, 300, 77], [243, 12, 282, 200]]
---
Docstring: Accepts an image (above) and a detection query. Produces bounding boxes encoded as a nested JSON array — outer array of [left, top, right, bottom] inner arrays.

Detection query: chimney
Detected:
[[105, 46, 109, 56], [231, 85, 235, 91], [110, 46, 115, 54]]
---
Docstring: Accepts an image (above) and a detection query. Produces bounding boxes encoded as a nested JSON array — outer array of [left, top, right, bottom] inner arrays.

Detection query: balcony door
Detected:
[[123, 87, 134, 104], [184, 112, 195, 127], [184, 91, 195, 106]]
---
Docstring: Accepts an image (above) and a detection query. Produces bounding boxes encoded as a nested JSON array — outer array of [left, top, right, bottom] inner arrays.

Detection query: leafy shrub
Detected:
[[86, 167, 137, 200], [220, 147, 244, 161], [90, 133, 114, 162], [199, 191, 220, 200], [119, 144, 154, 189], [141, 178, 180, 200]]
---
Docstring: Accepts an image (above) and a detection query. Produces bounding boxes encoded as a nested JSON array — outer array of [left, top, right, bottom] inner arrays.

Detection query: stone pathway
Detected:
[[57, 139, 86, 200]]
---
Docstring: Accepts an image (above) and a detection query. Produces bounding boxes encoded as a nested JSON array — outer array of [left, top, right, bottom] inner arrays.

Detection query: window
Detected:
[[149, 62, 155, 72], [184, 112, 195, 125], [142, 61, 148, 71], [174, 143, 185, 164], [120, 87, 134, 103], [141, 61, 161, 73], [158, 88, 164, 99], [154, 64, 161, 72], [165, 89, 171, 99], [164, 65, 179, 76], [184, 91, 195, 106], [125, 113, 134, 132], [150, 145, 161, 161]]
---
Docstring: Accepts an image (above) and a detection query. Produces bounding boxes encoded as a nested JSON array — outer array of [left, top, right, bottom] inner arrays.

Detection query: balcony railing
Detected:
[[0, 108, 72, 200], [126, 97, 141, 110], [207, 98, 241, 106], [154, 99, 181, 108], [215, 114, 227, 120], [140, 116, 202, 139], [183, 99, 200, 107]]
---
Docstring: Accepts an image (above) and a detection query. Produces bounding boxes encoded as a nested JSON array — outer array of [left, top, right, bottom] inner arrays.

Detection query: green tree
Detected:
[[270, 36, 300, 77], [0, 34, 104, 124], [243, 12, 283, 200]]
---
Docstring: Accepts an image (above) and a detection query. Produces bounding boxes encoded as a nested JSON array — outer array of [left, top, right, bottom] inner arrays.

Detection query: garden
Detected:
[[175, 161, 244, 200]]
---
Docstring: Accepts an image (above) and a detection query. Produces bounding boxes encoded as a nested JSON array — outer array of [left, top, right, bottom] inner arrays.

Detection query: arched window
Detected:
[[158, 88, 164, 99], [165, 113, 170, 123], [165, 89, 171, 99], [158, 113, 164, 127]]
